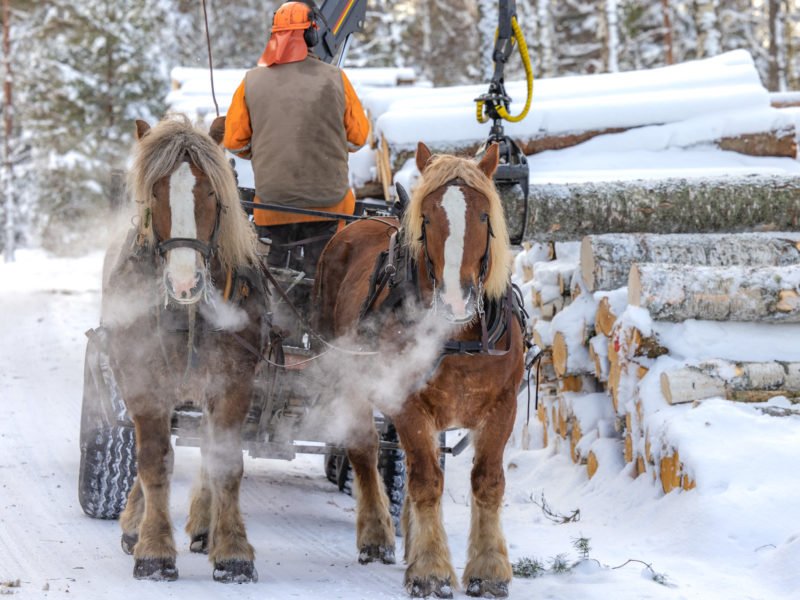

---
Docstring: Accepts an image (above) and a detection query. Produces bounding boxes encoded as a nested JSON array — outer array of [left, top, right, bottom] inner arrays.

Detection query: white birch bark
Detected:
[[581, 232, 800, 292], [628, 263, 800, 322], [605, 0, 619, 72], [537, 0, 554, 76], [660, 360, 800, 404]]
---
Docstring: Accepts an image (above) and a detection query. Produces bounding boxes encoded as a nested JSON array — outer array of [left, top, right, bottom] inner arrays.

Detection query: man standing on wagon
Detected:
[[223, 0, 370, 278]]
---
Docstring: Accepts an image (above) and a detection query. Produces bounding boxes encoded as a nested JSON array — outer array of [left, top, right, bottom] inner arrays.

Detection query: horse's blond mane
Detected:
[[402, 153, 512, 300], [129, 114, 258, 271]]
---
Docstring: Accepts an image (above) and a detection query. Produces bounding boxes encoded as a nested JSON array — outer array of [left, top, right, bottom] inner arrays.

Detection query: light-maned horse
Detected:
[[101, 115, 267, 582], [315, 143, 525, 598]]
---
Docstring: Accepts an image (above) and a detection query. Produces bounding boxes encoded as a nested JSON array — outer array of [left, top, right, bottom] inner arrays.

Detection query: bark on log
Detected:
[[628, 263, 800, 322], [660, 360, 800, 404], [521, 177, 800, 245], [387, 130, 796, 175], [582, 232, 800, 292]]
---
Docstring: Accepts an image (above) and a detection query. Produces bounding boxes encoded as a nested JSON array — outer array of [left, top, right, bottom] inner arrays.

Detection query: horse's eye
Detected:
[[208, 191, 215, 198], [480, 213, 489, 223], [422, 216, 431, 225]]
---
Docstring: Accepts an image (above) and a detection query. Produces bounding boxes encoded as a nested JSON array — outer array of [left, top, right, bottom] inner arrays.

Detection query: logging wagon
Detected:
[[77, 0, 526, 523]]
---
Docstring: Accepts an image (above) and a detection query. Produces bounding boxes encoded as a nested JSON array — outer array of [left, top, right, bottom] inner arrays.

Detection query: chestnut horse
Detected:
[[101, 116, 267, 582], [315, 143, 525, 598]]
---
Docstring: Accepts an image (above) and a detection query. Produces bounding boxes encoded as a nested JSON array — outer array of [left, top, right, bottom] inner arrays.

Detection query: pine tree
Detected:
[[617, 0, 669, 70], [17, 0, 171, 250], [402, 0, 482, 86], [345, 0, 411, 68], [550, 0, 606, 75], [179, 0, 276, 68]]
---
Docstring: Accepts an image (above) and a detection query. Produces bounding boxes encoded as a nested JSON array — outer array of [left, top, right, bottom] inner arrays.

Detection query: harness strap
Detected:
[[269, 233, 335, 249], [157, 237, 214, 259]]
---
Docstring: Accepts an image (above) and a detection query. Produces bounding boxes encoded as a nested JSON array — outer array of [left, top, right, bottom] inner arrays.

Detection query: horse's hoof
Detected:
[[466, 578, 509, 598], [121, 532, 138, 555], [358, 544, 396, 565], [189, 532, 208, 554], [133, 557, 178, 581], [213, 559, 258, 584], [407, 576, 454, 598]]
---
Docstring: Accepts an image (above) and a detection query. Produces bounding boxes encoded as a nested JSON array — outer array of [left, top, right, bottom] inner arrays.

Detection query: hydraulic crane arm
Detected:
[[475, 0, 533, 245], [305, 0, 368, 66]]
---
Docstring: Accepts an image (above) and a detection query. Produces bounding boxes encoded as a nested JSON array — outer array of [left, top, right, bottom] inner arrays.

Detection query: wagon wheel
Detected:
[[78, 329, 137, 519]]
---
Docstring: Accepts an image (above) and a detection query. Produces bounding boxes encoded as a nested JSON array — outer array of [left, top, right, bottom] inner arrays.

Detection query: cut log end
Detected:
[[552, 331, 568, 378], [587, 451, 598, 479]]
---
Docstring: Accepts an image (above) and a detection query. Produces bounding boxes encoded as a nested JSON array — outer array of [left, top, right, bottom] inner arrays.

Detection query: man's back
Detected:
[[244, 57, 351, 209]]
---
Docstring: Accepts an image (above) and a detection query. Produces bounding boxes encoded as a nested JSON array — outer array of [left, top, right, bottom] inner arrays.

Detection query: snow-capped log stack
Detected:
[[586, 232, 800, 494], [530, 231, 800, 494], [371, 51, 796, 174], [514, 241, 610, 453], [520, 252, 623, 471]]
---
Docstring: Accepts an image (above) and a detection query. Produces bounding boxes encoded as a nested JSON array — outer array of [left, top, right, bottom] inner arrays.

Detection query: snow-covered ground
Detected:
[[1, 249, 798, 599]]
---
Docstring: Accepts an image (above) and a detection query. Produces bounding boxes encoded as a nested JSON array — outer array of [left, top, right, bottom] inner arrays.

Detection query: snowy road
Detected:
[[1, 250, 797, 599]]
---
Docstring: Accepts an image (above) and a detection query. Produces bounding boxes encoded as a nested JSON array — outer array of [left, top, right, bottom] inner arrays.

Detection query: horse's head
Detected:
[[404, 142, 511, 325], [130, 115, 257, 306]]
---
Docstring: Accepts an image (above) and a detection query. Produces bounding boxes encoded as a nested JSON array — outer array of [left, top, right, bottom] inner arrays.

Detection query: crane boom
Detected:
[[305, 0, 368, 66]]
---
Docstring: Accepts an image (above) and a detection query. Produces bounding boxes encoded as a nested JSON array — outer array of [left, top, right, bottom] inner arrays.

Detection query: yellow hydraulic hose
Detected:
[[476, 16, 534, 124]]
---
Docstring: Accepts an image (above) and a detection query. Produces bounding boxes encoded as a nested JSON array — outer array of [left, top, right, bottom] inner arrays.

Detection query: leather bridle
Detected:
[[419, 178, 494, 296], [151, 156, 223, 265]]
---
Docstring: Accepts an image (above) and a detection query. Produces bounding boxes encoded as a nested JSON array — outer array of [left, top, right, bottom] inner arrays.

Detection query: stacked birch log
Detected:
[[520, 231, 800, 493]]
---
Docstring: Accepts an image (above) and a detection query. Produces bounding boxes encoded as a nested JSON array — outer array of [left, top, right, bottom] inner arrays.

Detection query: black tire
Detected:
[[378, 424, 405, 532], [324, 426, 448, 533], [78, 330, 137, 519]]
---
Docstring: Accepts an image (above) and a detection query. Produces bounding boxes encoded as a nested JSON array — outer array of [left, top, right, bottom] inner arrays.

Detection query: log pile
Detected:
[[520, 231, 800, 494]]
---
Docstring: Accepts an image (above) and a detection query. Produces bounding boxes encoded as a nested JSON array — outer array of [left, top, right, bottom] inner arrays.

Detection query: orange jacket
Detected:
[[224, 67, 369, 227]]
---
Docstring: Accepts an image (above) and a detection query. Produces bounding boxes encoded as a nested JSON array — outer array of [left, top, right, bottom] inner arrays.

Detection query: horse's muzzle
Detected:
[[436, 285, 477, 326], [164, 268, 207, 305]]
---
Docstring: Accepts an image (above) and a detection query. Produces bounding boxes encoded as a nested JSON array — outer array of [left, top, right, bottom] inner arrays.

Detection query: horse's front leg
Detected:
[[120, 478, 143, 555], [396, 408, 456, 599], [346, 407, 395, 565], [185, 422, 211, 554], [463, 400, 516, 598], [204, 382, 256, 583], [128, 410, 178, 581]]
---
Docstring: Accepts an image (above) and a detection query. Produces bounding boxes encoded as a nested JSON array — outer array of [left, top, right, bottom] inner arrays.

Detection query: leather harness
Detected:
[[358, 179, 527, 358]]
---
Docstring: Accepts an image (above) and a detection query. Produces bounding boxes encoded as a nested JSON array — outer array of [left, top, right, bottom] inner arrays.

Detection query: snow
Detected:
[[1, 247, 798, 599]]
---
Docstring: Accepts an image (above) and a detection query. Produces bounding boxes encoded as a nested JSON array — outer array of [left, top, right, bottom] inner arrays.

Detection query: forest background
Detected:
[[1, 0, 798, 255]]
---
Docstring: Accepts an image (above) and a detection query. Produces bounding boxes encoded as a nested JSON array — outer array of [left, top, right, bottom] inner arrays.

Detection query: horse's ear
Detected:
[[477, 143, 499, 179], [135, 120, 151, 140], [416, 142, 432, 174], [209, 116, 226, 145]]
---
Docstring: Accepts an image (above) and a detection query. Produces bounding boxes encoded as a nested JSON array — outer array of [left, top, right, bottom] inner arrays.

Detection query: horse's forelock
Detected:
[[402, 154, 512, 300], [130, 115, 258, 270]]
